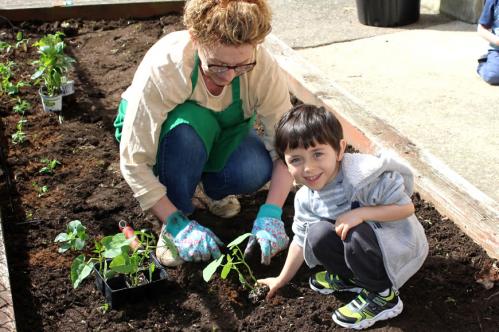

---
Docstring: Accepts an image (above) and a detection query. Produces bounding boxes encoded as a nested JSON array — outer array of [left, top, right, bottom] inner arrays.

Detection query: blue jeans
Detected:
[[477, 50, 499, 85], [156, 124, 273, 214]]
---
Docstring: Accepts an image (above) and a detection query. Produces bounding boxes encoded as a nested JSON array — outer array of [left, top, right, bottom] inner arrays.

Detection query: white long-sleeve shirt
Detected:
[[119, 31, 292, 210]]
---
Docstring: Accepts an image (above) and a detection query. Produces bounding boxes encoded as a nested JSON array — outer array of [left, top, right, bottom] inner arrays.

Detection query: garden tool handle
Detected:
[[118, 220, 141, 250]]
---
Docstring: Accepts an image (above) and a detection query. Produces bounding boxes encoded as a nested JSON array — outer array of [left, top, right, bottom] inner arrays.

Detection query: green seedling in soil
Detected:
[[0, 41, 11, 53], [32, 181, 48, 197], [15, 31, 29, 52], [99, 302, 110, 314], [11, 118, 27, 144], [25, 210, 33, 221], [54, 220, 88, 253], [71, 230, 157, 289], [31, 32, 75, 97], [39, 158, 61, 175], [203, 233, 269, 303], [203, 233, 257, 289], [12, 98, 31, 115], [0, 61, 29, 96]]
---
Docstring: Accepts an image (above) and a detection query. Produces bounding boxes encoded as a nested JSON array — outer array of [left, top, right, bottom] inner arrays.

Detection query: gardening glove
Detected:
[[244, 204, 289, 265], [166, 211, 223, 262]]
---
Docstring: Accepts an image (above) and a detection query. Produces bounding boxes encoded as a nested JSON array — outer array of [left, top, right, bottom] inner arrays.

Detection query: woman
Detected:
[[115, 0, 294, 266]]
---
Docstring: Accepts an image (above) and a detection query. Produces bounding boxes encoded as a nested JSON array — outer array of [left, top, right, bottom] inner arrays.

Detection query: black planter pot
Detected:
[[94, 253, 168, 309], [356, 0, 420, 27]]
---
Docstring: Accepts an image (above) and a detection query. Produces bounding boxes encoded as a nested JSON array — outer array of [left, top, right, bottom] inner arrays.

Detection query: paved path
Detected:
[[269, 0, 499, 202]]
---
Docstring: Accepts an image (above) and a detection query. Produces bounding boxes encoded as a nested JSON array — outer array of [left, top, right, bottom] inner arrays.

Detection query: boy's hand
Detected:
[[257, 277, 283, 300], [335, 209, 364, 240]]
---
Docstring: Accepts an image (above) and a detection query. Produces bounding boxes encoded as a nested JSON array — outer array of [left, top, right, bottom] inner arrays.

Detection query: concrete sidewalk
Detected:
[[269, 0, 498, 203]]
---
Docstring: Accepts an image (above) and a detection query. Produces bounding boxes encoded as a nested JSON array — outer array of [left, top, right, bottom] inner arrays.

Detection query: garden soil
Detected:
[[0, 15, 498, 332]]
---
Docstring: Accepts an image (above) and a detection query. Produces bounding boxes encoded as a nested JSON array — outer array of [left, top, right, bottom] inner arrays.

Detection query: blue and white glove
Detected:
[[244, 204, 289, 265], [166, 211, 223, 262]]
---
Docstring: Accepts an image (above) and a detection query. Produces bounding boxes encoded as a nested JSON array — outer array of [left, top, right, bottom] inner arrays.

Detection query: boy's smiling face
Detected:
[[284, 140, 346, 191]]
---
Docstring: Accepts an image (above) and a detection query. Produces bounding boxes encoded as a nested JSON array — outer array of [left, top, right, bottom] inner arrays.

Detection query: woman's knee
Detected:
[[157, 124, 207, 184], [223, 132, 272, 192], [162, 124, 205, 152]]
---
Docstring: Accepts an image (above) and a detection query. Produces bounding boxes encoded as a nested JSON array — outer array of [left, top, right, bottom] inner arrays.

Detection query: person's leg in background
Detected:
[[478, 50, 499, 85]]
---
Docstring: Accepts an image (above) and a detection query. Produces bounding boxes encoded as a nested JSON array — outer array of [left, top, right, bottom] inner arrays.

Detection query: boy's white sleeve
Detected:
[[291, 187, 315, 247], [358, 171, 413, 207]]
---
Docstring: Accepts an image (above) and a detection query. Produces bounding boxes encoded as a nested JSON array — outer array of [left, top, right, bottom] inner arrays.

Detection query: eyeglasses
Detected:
[[199, 47, 257, 75], [206, 62, 257, 74]]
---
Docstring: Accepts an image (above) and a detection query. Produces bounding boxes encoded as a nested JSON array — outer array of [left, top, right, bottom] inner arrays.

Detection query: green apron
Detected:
[[114, 53, 256, 172]]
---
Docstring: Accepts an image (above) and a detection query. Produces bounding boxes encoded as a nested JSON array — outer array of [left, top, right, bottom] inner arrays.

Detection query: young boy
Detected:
[[477, 0, 499, 85], [258, 104, 428, 330]]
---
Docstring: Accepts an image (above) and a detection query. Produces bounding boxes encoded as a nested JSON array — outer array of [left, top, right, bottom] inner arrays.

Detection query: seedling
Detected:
[[0, 41, 11, 53], [39, 158, 61, 175], [0, 61, 29, 96], [12, 98, 31, 115], [11, 118, 27, 144], [25, 210, 33, 221], [32, 181, 48, 197], [31, 32, 75, 96], [99, 302, 110, 314], [203, 233, 257, 290], [14, 31, 29, 52], [54, 220, 88, 253], [70, 230, 157, 289]]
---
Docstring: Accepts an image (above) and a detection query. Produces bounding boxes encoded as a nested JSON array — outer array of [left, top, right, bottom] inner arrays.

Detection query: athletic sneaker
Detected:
[[205, 195, 241, 219], [309, 271, 363, 294], [155, 225, 184, 267], [333, 288, 403, 330]]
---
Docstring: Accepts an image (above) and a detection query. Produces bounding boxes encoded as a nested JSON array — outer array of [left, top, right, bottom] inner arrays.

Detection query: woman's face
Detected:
[[197, 43, 256, 87]]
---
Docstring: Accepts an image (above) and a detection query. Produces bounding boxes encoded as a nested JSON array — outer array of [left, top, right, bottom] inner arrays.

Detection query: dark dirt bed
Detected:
[[0, 15, 497, 332]]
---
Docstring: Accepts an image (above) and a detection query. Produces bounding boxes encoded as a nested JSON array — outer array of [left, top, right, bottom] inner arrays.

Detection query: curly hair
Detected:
[[183, 0, 272, 46]]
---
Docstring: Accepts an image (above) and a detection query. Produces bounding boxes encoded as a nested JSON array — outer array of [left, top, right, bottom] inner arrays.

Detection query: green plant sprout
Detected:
[[25, 210, 33, 221], [14, 31, 29, 52], [32, 181, 49, 197], [0, 41, 11, 53], [54, 220, 88, 253], [70, 230, 157, 289], [99, 302, 110, 314], [11, 118, 27, 144], [31, 32, 75, 96], [203, 233, 257, 290], [12, 98, 31, 115], [0, 61, 29, 96], [39, 158, 61, 175]]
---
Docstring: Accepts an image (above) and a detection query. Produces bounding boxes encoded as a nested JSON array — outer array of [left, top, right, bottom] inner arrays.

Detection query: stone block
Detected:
[[422, 0, 484, 23]]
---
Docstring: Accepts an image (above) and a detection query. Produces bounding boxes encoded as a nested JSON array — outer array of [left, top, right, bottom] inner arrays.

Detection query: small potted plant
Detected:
[[31, 32, 75, 112], [68, 227, 168, 309]]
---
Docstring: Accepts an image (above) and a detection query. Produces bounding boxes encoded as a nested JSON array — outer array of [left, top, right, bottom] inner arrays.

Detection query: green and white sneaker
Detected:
[[333, 288, 403, 330], [309, 271, 363, 294]]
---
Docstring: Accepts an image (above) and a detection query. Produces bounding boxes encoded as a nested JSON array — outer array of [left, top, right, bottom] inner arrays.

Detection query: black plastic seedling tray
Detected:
[[94, 253, 168, 309]]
